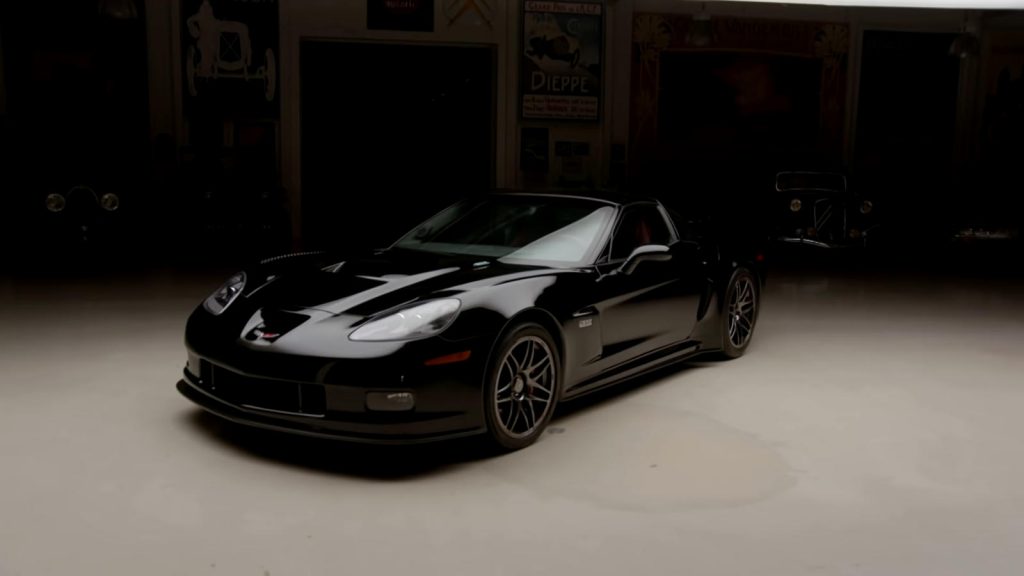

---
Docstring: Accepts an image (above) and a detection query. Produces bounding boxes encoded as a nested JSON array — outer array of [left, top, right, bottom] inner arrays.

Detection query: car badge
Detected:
[[248, 325, 281, 341]]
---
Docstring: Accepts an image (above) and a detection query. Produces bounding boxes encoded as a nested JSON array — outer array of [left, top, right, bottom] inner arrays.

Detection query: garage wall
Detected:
[[142, 1, 1015, 251], [608, 0, 967, 179], [276, 1, 516, 246]]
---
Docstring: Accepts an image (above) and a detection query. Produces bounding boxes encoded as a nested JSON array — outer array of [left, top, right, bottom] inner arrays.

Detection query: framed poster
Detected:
[[521, 1, 603, 121], [181, 0, 279, 119], [367, 0, 434, 32]]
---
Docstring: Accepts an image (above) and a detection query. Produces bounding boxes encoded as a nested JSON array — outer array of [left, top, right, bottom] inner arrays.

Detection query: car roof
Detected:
[[486, 188, 629, 207], [489, 186, 671, 206]]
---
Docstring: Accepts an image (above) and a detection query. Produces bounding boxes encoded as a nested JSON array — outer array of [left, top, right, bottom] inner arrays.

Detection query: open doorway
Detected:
[[657, 51, 824, 172], [300, 40, 496, 252], [854, 30, 960, 242]]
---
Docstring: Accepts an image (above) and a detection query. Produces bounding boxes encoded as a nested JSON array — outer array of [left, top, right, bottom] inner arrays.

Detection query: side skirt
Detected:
[[562, 340, 701, 401]]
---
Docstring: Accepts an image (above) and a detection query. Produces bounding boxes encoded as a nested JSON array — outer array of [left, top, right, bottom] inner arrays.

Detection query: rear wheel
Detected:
[[483, 323, 561, 451], [720, 267, 759, 358]]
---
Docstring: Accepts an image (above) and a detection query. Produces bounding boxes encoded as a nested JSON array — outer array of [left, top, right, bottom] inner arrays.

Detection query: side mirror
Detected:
[[618, 244, 672, 276]]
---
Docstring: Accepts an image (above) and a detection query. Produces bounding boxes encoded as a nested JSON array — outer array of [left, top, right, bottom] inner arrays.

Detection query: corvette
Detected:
[[178, 191, 765, 450]]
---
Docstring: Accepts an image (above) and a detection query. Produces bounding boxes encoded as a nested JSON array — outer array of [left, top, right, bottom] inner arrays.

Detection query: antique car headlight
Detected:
[[46, 193, 66, 213], [100, 193, 120, 212], [350, 299, 461, 342], [790, 198, 802, 212], [860, 200, 873, 215], [204, 272, 246, 315]]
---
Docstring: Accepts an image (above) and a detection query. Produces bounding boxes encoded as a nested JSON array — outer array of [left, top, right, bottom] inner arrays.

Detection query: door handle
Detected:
[[573, 306, 597, 318]]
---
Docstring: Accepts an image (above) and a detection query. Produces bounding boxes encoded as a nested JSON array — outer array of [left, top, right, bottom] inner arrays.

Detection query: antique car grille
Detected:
[[200, 361, 326, 417], [812, 197, 846, 244]]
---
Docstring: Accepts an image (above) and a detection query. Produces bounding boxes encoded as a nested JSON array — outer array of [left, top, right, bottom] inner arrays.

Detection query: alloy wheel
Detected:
[[727, 275, 756, 349], [493, 335, 556, 439]]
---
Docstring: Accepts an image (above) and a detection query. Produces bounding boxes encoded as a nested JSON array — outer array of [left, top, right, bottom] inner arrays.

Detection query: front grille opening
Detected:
[[202, 362, 326, 417]]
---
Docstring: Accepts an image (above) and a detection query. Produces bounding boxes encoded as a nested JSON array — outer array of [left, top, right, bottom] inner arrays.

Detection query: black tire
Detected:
[[720, 267, 759, 359], [482, 322, 562, 452]]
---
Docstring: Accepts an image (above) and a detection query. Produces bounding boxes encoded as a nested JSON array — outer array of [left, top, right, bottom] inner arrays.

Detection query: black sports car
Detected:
[[178, 192, 765, 451]]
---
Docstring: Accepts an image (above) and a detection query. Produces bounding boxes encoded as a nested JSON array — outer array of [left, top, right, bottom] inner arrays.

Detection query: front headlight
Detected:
[[46, 193, 66, 213], [860, 200, 873, 215], [790, 198, 802, 212], [204, 272, 246, 315], [100, 193, 120, 212], [350, 299, 461, 342]]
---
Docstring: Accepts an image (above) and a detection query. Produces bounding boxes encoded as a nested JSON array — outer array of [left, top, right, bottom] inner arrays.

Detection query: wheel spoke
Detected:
[[499, 358, 515, 387], [524, 400, 537, 431], [528, 354, 551, 378], [497, 364, 513, 397], [522, 340, 535, 373], [506, 401, 521, 430], [531, 380, 552, 399], [508, 352, 521, 374]]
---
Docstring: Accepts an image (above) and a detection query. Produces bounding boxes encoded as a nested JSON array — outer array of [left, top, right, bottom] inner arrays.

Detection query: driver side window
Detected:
[[610, 206, 672, 261]]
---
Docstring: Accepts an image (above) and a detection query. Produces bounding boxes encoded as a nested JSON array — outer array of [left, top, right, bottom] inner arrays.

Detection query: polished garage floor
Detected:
[[2, 264, 1024, 575]]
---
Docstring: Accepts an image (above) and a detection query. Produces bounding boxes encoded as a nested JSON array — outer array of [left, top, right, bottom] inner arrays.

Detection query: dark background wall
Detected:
[[1, 0, 151, 269], [854, 30, 961, 243], [299, 40, 496, 254], [2, 2, 1022, 274]]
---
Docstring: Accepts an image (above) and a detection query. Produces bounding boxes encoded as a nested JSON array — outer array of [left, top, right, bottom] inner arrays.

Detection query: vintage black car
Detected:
[[42, 184, 122, 245], [772, 171, 879, 249], [178, 191, 766, 452]]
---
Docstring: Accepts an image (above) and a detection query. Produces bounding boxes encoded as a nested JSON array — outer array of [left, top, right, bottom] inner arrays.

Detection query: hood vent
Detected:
[[244, 309, 310, 343]]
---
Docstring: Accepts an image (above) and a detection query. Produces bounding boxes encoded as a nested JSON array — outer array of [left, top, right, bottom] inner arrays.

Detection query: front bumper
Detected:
[[177, 374, 485, 444], [178, 342, 492, 445]]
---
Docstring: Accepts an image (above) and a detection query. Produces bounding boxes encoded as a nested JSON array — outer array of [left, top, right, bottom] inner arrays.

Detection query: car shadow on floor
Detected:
[[181, 409, 496, 480], [179, 358, 714, 480]]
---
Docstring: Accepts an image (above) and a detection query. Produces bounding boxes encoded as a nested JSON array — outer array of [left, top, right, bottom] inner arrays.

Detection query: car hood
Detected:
[[247, 247, 553, 318]]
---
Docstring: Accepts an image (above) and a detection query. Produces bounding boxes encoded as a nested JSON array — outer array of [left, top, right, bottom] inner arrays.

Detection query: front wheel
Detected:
[[483, 323, 561, 452], [720, 267, 759, 358]]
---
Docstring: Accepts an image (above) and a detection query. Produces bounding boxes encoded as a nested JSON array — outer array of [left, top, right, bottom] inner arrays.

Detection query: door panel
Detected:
[[566, 206, 704, 392]]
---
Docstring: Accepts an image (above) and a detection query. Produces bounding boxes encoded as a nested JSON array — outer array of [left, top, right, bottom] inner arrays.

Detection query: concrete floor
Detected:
[[2, 266, 1024, 576]]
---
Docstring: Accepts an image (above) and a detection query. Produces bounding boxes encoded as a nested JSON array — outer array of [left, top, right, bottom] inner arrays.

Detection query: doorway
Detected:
[[657, 51, 824, 171], [300, 40, 496, 252], [854, 30, 960, 240]]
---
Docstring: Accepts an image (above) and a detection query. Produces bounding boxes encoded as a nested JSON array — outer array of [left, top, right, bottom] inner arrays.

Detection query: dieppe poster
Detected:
[[521, 1, 603, 121]]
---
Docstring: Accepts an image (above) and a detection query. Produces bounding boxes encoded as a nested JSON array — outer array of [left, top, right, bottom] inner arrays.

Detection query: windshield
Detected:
[[393, 195, 616, 265]]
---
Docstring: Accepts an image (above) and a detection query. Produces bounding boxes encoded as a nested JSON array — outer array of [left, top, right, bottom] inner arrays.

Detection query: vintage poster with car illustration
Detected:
[[521, 1, 603, 121], [181, 0, 278, 118]]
